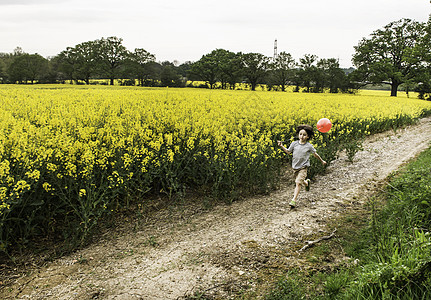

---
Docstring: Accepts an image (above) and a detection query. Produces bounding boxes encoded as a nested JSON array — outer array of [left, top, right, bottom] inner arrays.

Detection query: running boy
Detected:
[[277, 124, 326, 208]]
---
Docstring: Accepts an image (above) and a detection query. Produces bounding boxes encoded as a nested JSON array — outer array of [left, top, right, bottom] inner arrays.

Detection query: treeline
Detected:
[[0, 36, 355, 93], [0, 17, 431, 98]]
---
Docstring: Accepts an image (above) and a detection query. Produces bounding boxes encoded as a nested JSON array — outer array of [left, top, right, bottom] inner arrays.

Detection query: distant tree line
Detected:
[[0, 17, 430, 98], [0, 37, 356, 93]]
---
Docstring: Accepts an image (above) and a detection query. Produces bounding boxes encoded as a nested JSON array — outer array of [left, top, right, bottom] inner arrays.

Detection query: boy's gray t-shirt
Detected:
[[287, 141, 316, 170]]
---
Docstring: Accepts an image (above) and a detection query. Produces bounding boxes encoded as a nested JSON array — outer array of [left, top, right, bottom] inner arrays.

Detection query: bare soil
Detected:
[[1, 116, 431, 300]]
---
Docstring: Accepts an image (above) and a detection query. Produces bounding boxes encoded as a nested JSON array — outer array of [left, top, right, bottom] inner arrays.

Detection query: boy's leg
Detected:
[[298, 168, 310, 191], [291, 182, 301, 203], [291, 168, 307, 207], [304, 178, 311, 191]]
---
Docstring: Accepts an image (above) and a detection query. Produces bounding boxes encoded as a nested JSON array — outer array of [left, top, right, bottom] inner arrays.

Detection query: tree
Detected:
[[73, 41, 98, 84], [223, 53, 243, 90], [160, 61, 184, 87], [0, 48, 24, 83], [352, 18, 425, 97], [144, 61, 162, 86], [412, 15, 431, 100], [57, 47, 79, 83], [0, 59, 6, 83], [270, 52, 296, 91], [13, 47, 24, 56], [241, 52, 270, 91], [190, 49, 248, 90], [317, 58, 347, 93], [7, 53, 48, 83], [96, 36, 129, 85], [128, 48, 156, 86], [297, 54, 319, 93], [45, 55, 66, 84], [212, 49, 242, 89], [57, 41, 99, 84], [177, 61, 194, 79], [190, 50, 222, 89]]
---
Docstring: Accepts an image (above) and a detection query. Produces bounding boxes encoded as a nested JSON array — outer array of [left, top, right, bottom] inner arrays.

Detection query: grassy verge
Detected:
[[265, 145, 431, 299]]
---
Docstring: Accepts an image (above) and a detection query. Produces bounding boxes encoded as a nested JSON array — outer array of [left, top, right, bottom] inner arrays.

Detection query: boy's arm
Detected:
[[277, 141, 291, 155], [313, 152, 327, 165]]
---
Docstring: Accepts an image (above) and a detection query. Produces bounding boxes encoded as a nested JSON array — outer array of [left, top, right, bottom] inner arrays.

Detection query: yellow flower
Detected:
[[79, 189, 86, 197], [43, 182, 53, 192], [25, 169, 40, 181], [0, 84, 430, 213]]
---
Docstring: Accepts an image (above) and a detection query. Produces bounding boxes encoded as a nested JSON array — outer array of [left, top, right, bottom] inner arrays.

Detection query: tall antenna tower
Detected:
[[273, 39, 278, 61]]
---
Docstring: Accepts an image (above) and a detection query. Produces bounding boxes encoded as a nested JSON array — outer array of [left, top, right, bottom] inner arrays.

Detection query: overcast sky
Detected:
[[0, 0, 430, 68]]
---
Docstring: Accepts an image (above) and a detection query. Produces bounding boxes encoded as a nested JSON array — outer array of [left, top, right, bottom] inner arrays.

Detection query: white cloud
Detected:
[[0, 0, 66, 5]]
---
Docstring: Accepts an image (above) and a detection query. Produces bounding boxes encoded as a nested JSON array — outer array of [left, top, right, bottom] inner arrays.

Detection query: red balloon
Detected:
[[317, 118, 332, 133]]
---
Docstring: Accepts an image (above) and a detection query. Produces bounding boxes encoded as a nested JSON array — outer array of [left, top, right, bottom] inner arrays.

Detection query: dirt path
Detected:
[[2, 116, 431, 300]]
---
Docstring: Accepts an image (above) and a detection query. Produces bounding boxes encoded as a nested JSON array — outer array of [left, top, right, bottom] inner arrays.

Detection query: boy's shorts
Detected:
[[294, 167, 307, 185]]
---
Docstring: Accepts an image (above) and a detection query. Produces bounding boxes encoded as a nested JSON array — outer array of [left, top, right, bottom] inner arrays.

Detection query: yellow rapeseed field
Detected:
[[1, 84, 430, 249]]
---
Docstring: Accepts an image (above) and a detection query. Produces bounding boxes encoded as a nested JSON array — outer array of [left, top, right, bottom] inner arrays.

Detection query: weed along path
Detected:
[[2, 116, 431, 299]]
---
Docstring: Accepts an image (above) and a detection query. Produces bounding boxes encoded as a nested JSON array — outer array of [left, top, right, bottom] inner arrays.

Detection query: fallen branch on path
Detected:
[[298, 229, 337, 253]]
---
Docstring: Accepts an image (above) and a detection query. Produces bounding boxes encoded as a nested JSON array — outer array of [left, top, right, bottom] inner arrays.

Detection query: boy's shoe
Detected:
[[289, 200, 296, 208], [305, 179, 311, 191]]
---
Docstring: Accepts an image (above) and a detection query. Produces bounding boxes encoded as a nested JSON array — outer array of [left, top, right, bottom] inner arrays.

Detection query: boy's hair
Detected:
[[296, 124, 314, 139]]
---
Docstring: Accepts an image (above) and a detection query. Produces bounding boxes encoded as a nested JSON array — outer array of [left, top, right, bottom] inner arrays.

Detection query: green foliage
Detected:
[[7, 53, 49, 83], [269, 52, 296, 92], [265, 274, 306, 300], [323, 270, 351, 299], [344, 139, 363, 163], [352, 18, 426, 97], [241, 52, 271, 91], [189, 49, 242, 89], [0, 60, 6, 84], [343, 147, 431, 299], [296, 54, 319, 93]]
